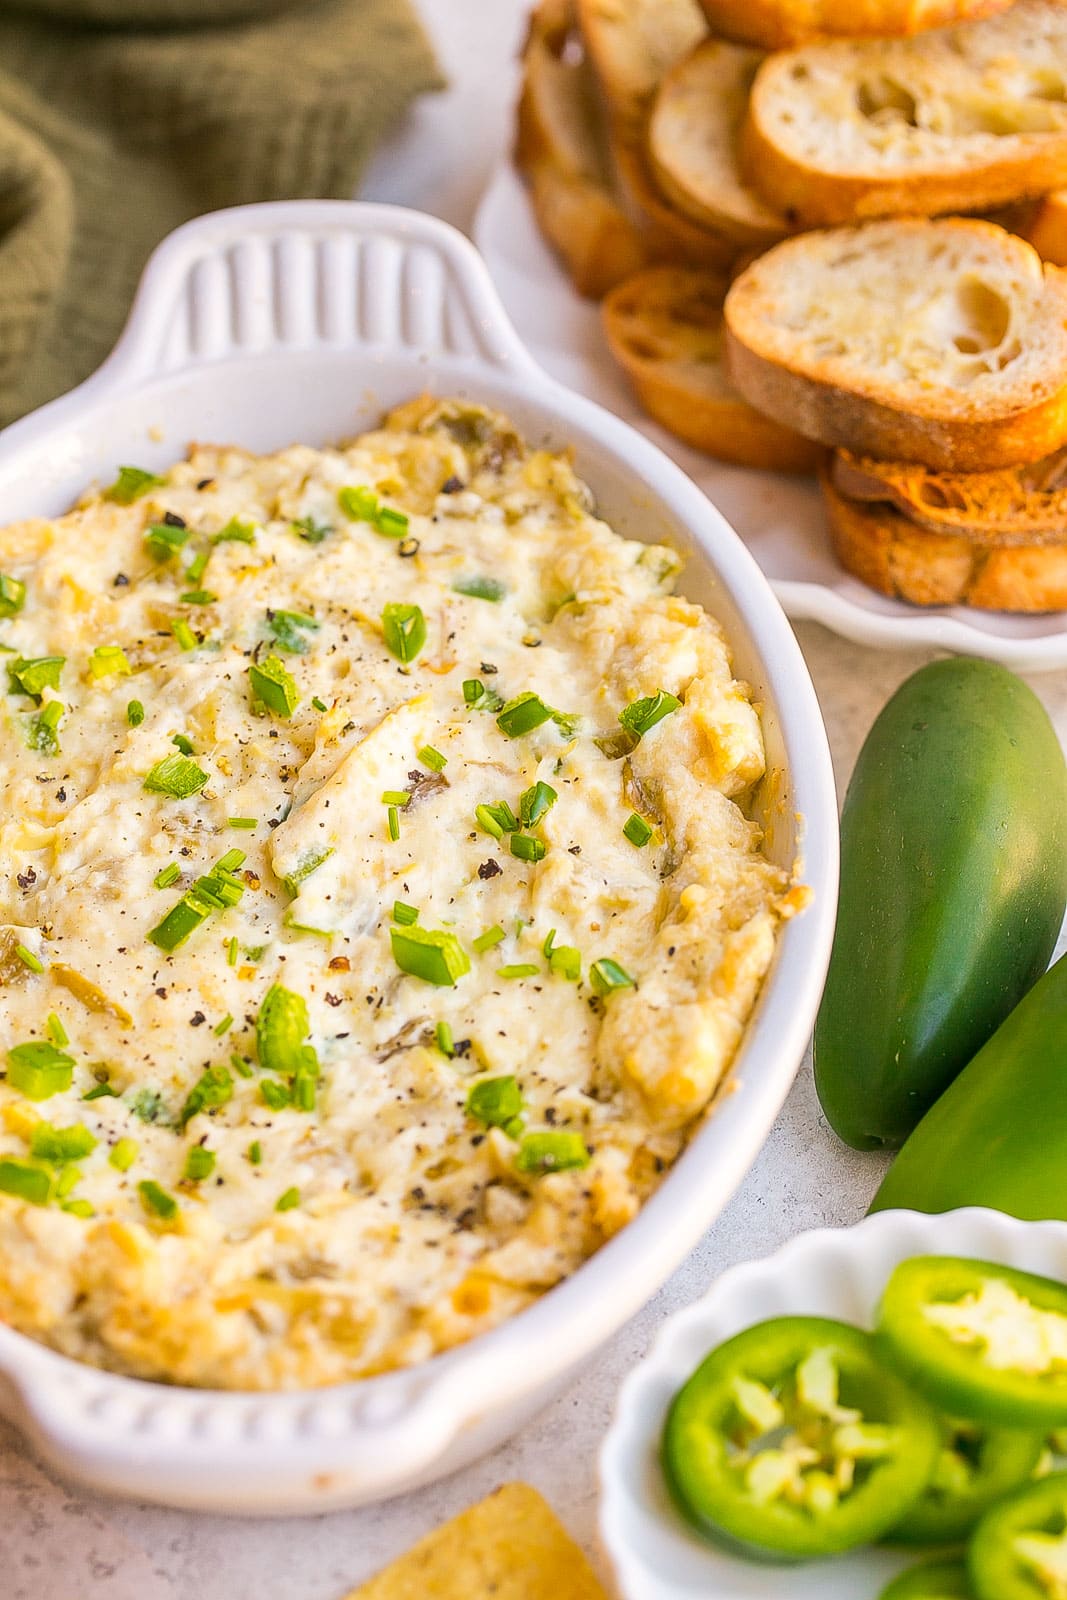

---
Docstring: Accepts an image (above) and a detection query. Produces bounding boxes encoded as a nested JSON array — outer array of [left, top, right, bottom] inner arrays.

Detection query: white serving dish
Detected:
[[476, 161, 1067, 672], [0, 200, 837, 1514], [599, 1207, 1067, 1599]]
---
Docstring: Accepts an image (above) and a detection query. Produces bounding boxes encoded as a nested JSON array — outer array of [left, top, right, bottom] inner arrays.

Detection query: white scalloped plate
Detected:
[[599, 1207, 1067, 1599], [475, 162, 1067, 672]]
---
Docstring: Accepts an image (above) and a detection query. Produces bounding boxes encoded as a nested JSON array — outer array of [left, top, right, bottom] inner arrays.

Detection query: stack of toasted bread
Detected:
[[514, 0, 1067, 612]]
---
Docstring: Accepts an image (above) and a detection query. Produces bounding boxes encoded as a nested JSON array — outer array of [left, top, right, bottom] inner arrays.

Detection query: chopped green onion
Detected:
[[519, 781, 557, 827], [144, 522, 190, 561], [144, 752, 208, 797], [230, 1052, 253, 1079], [452, 575, 506, 602], [291, 515, 330, 544], [382, 602, 427, 664], [435, 1020, 454, 1057], [260, 1080, 291, 1110], [281, 846, 333, 899], [213, 1013, 234, 1037], [275, 1186, 300, 1212], [106, 466, 164, 504], [623, 813, 653, 847], [418, 744, 447, 771], [83, 1082, 118, 1102], [590, 958, 636, 996], [266, 609, 319, 655], [14, 944, 43, 974], [516, 1131, 591, 1174], [45, 1013, 68, 1047], [212, 516, 257, 544], [466, 1075, 523, 1129], [227, 817, 257, 830], [393, 901, 419, 926], [247, 1140, 262, 1164], [496, 693, 552, 738], [177, 1064, 234, 1130], [89, 645, 131, 680], [138, 1179, 178, 1222], [149, 847, 246, 951], [109, 1138, 138, 1172], [153, 862, 181, 890], [171, 619, 198, 651], [473, 925, 506, 953], [180, 589, 217, 607], [391, 925, 470, 987], [381, 789, 411, 807], [619, 690, 681, 739], [475, 800, 518, 839], [31, 1121, 96, 1163], [62, 1198, 95, 1218], [463, 678, 504, 713], [8, 655, 64, 701], [7, 1041, 74, 1100], [549, 944, 581, 982], [0, 1159, 52, 1205], [311, 696, 328, 713], [0, 573, 26, 618], [510, 834, 547, 864], [387, 805, 401, 842], [183, 1146, 216, 1181], [185, 550, 210, 584], [28, 700, 63, 755], [227, 936, 239, 967], [127, 699, 145, 727], [338, 487, 409, 538], [497, 963, 540, 979], [249, 654, 299, 718], [377, 507, 409, 539]]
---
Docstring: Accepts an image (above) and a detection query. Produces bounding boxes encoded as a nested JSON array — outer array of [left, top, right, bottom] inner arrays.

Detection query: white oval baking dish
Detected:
[[0, 201, 837, 1514]]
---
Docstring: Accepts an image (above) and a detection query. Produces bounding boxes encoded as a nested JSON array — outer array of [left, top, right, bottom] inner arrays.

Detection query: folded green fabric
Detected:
[[0, 0, 443, 425]]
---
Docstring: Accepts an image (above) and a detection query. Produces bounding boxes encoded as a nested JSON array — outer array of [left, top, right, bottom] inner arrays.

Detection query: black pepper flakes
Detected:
[[16, 867, 36, 891], [113, 573, 129, 588], [441, 475, 464, 494], [189, 1011, 206, 1027], [325, 993, 342, 1008], [477, 860, 502, 880], [162, 510, 186, 528]]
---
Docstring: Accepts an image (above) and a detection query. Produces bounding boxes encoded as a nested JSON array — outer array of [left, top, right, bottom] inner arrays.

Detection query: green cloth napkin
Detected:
[[0, 0, 443, 425]]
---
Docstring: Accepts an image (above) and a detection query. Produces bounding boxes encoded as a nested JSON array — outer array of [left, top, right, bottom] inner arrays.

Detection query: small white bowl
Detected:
[[598, 1207, 1067, 1600]]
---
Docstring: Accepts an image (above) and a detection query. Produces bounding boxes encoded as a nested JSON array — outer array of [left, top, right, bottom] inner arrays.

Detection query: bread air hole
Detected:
[[948, 277, 1021, 375], [856, 76, 919, 127]]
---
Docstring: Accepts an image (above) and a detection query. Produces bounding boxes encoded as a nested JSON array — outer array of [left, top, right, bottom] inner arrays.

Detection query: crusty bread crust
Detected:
[[577, 0, 707, 135], [832, 448, 1067, 541], [647, 41, 790, 248], [743, 0, 1067, 225], [822, 466, 1067, 610], [696, 0, 1012, 46], [1021, 190, 1067, 268], [604, 266, 824, 470], [724, 219, 1067, 471], [611, 137, 738, 270]]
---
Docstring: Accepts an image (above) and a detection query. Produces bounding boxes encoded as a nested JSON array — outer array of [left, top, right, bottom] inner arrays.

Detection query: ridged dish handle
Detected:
[[93, 200, 545, 390]]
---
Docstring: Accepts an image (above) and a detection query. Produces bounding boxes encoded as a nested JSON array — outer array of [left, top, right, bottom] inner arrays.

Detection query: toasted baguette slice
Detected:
[[576, 0, 707, 136], [610, 138, 739, 269], [743, 0, 1067, 226], [1021, 189, 1067, 267], [516, 0, 648, 297], [647, 42, 790, 249], [823, 465, 1067, 610], [724, 219, 1067, 471], [832, 447, 1067, 542], [696, 0, 1013, 48], [603, 266, 824, 470]]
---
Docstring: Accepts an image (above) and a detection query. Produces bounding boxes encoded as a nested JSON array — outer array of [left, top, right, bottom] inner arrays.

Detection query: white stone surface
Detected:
[[5, 3, 1067, 1596]]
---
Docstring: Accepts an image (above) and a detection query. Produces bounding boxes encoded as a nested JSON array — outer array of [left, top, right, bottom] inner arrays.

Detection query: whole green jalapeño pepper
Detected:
[[662, 1317, 941, 1561], [877, 1259, 1067, 1429], [880, 1558, 973, 1599], [969, 1471, 1067, 1599]]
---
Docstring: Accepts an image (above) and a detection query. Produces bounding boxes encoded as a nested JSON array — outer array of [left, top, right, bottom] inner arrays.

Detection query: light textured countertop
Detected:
[[6, 3, 1067, 1596]]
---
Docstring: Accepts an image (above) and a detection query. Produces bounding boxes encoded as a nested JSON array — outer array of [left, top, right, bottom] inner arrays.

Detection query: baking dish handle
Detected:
[[92, 200, 546, 392]]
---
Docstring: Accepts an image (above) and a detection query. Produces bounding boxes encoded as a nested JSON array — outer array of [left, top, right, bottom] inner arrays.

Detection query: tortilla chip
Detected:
[[345, 1483, 609, 1599]]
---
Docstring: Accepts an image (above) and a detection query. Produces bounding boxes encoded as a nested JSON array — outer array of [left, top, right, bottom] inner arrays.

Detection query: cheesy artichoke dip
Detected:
[[0, 396, 799, 1390]]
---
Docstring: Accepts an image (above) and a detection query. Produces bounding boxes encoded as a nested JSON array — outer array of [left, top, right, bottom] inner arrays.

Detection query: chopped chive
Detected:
[[387, 805, 400, 841], [153, 861, 181, 890], [391, 925, 470, 987], [266, 609, 319, 655], [462, 678, 504, 713], [30, 1121, 95, 1163], [519, 781, 557, 827], [393, 901, 419, 926], [14, 944, 43, 974], [185, 550, 210, 584], [144, 522, 190, 561], [377, 507, 408, 538], [275, 1186, 300, 1212], [337, 485, 379, 523], [590, 958, 636, 996], [28, 700, 63, 755], [127, 699, 145, 727], [213, 1013, 234, 1037], [452, 575, 506, 602], [227, 935, 239, 967], [183, 1146, 216, 1181], [171, 732, 194, 756], [106, 466, 164, 504], [510, 833, 547, 864], [473, 925, 506, 953], [282, 846, 333, 899], [516, 1130, 590, 1174], [0, 1159, 52, 1205], [171, 619, 198, 651], [435, 1020, 454, 1057], [45, 1013, 68, 1047], [109, 1138, 138, 1172], [177, 1063, 233, 1131], [311, 696, 328, 713], [227, 816, 257, 830], [149, 848, 246, 951], [497, 963, 540, 979], [212, 516, 257, 544], [138, 1178, 179, 1221], [260, 1079, 291, 1110], [418, 744, 447, 771], [543, 929, 556, 957], [475, 800, 518, 839], [144, 752, 208, 798], [8, 655, 64, 701], [466, 1075, 523, 1129], [619, 690, 681, 739], [230, 1052, 253, 1079], [0, 573, 26, 618], [88, 645, 131, 680], [549, 944, 581, 982], [623, 813, 653, 847], [82, 1082, 118, 1102], [382, 602, 427, 664], [179, 589, 217, 607], [249, 655, 299, 718], [291, 515, 331, 544], [7, 1041, 73, 1100], [62, 1198, 95, 1219], [381, 789, 411, 807], [247, 1140, 262, 1164]]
